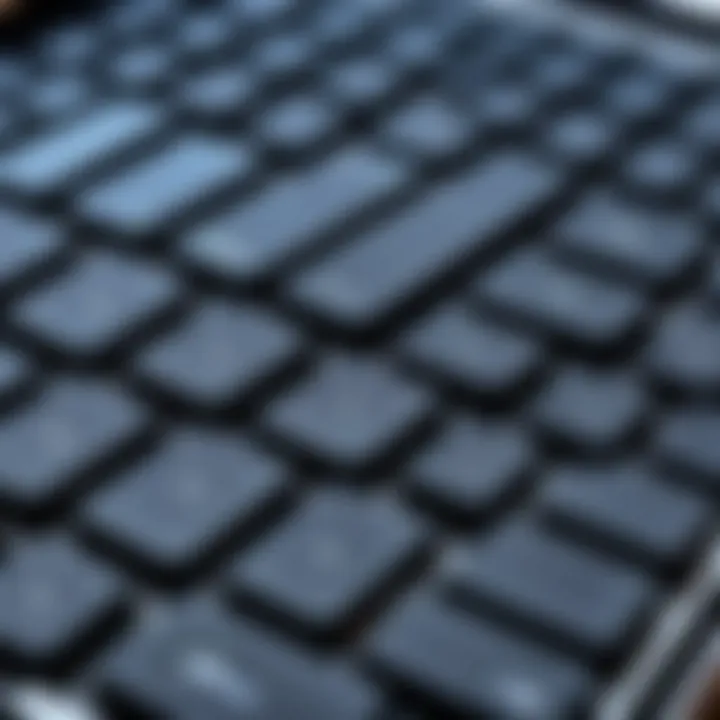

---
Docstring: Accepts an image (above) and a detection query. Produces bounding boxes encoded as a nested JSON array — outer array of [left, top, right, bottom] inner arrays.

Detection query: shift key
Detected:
[[0, 102, 166, 204], [288, 152, 564, 334]]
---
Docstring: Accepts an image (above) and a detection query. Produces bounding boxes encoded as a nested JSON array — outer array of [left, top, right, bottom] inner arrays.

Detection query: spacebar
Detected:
[[288, 152, 564, 333]]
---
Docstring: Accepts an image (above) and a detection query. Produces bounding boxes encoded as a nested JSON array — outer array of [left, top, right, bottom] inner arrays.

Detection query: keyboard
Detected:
[[0, 1, 719, 718]]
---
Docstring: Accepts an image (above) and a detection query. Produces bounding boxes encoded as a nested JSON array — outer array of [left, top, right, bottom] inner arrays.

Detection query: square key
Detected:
[[12, 251, 183, 363], [81, 430, 289, 582], [134, 301, 303, 411], [0, 379, 150, 518], [262, 356, 434, 470], [229, 488, 427, 634], [0, 538, 126, 672]]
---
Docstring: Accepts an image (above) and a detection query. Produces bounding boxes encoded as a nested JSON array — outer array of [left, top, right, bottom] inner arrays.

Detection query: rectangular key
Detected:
[[364, 592, 593, 719], [288, 153, 563, 333], [441, 521, 658, 664], [0, 102, 166, 203], [77, 137, 254, 241], [181, 146, 408, 284], [99, 603, 380, 720]]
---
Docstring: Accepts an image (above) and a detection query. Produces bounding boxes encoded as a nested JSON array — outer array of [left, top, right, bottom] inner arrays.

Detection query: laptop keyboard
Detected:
[[0, 0, 719, 718]]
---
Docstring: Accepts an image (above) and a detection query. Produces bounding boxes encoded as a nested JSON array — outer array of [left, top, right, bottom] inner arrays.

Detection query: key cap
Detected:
[[476, 248, 647, 352], [383, 96, 473, 168], [657, 410, 720, 496], [604, 64, 675, 127], [97, 603, 380, 720], [555, 191, 703, 291], [77, 136, 254, 242], [27, 76, 91, 125], [399, 304, 542, 402], [648, 303, 720, 397], [0, 102, 166, 205], [326, 56, 401, 120], [545, 111, 619, 171], [134, 301, 302, 412], [180, 146, 408, 285], [110, 44, 175, 96], [539, 464, 711, 574], [441, 521, 658, 663], [408, 417, 533, 522], [12, 252, 183, 364], [81, 430, 288, 583], [683, 95, 720, 157], [533, 365, 646, 454], [0, 379, 150, 519], [289, 153, 563, 334], [229, 488, 426, 635], [179, 64, 257, 128], [260, 94, 338, 162], [176, 11, 238, 66], [262, 356, 433, 471], [252, 33, 317, 89], [0, 347, 33, 407], [363, 592, 594, 719], [623, 138, 700, 206], [0, 538, 126, 673], [0, 208, 66, 294], [38, 23, 99, 71]]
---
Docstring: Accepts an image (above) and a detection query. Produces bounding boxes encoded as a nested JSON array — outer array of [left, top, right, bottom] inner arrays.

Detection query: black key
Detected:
[[657, 410, 720, 496], [648, 303, 720, 397], [176, 11, 238, 66], [604, 65, 674, 127], [0, 102, 166, 204], [711, 256, 720, 307], [77, 136, 254, 242], [12, 252, 183, 363], [363, 593, 594, 719], [111, 44, 176, 96], [530, 47, 596, 106], [179, 65, 257, 127], [683, 95, 720, 157], [442, 521, 658, 663], [290, 153, 563, 334], [476, 248, 647, 352], [260, 94, 338, 162], [408, 417, 533, 521], [262, 356, 433, 471], [0, 379, 150, 518], [98, 603, 380, 720], [555, 191, 703, 291], [233, 0, 299, 28], [229, 488, 426, 634], [105, 0, 178, 42], [622, 139, 699, 205], [476, 82, 540, 138], [0, 208, 66, 294], [385, 23, 447, 80], [252, 33, 316, 88], [38, 23, 99, 70], [82, 430, 288, 582], [539, 464, 711, 574], [533, 365, 646, 454], [27, 76, 91, 125], [399, 304, 542, 401], [0, 347, 33, 406], [545, 112, 619, 171], [180, 146, 408, 285], [134, 301, 302, 412], [326, 56, 400, 119], [0, 538, 126, 672], [383, 96, 473, 168]]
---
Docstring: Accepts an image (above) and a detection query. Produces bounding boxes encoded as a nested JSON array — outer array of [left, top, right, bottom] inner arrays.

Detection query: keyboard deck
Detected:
[[0, 1, 719, 718]]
